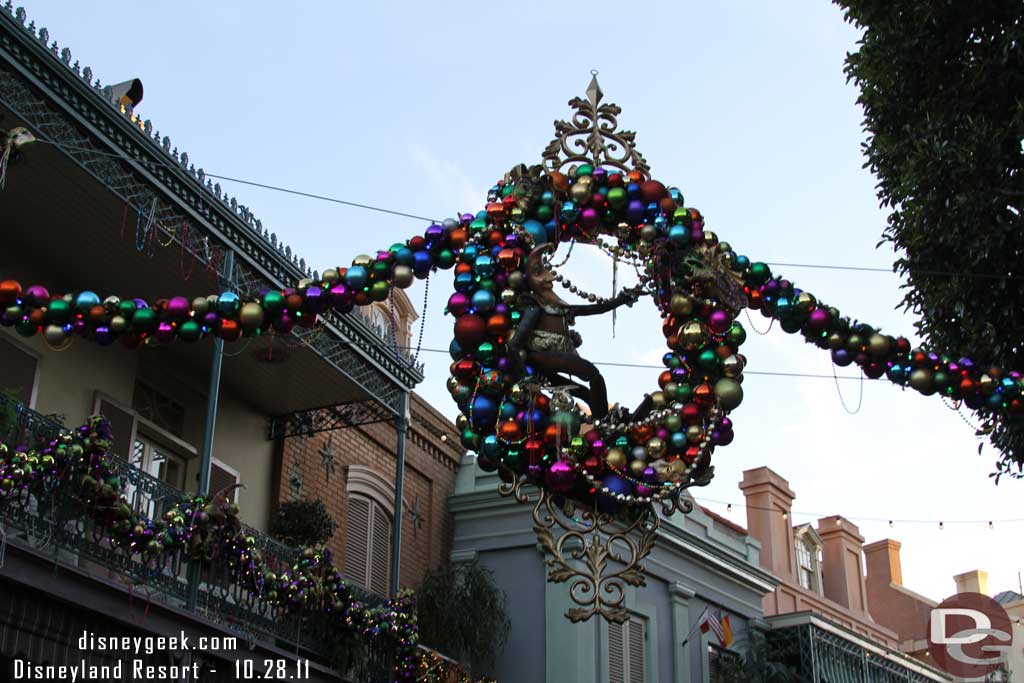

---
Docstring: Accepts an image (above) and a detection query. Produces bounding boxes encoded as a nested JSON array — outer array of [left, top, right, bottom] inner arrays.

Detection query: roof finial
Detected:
[[542, 72, 649, 174]]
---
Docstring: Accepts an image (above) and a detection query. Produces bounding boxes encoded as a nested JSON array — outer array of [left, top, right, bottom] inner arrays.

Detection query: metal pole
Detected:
[[390, 391, 410, 597], [197, 250, 234, 494], [188, 250, 234, 611]]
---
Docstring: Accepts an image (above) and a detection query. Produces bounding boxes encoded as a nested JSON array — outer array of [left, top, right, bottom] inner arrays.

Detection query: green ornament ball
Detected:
[[714, 378, 744, 411], [262, 290, 284, 317]]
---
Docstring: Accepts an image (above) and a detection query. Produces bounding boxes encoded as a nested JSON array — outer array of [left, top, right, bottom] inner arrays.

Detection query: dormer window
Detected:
[[794, 524, 823, 594]]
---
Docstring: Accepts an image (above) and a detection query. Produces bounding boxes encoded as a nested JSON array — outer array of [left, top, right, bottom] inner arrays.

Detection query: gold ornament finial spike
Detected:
[[542, 73, 649, 175], [586, 70, 603, 109]]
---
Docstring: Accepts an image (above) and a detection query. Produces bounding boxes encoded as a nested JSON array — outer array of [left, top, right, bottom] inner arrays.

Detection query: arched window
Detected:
[[344, 466, 394, 596]]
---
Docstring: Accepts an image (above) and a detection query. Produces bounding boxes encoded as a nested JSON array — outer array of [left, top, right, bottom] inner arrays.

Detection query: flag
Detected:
[[700, 610, 725, 644], [721, 614, 734, 647]]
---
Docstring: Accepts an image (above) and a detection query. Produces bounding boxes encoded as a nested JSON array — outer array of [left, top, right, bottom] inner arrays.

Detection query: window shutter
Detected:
[[627, 618, 646, 683], [369, 504, 391, 596], [608, 621, 625, 683], [344, 497, 371, 587], [93, 394, 137, 461], [0, 336, 37, 406], [209, 460, 239, 502]]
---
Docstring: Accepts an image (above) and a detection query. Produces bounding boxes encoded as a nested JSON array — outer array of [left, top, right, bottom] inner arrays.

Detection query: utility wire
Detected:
[[396, 346, 878, 381], [29, 136, 1023, 282]]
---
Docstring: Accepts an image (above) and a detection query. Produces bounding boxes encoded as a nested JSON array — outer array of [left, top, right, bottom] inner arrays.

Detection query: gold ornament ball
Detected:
[[796, 292, 816, 312], [681, 321, 705, 350], [392, 265, 414, 289], [979, 374, 997, 394], [508, 272, 524, 291], [191, 297, 209, 315], [605, 448, 627, 470], [666, 459, 688, 482], [670, 294, 694, 317], [352, 254, 372, 268], [703, 230, 719, 248], [722, 355, 744, 378], [686, 424, 704, 443], [455, 414, 469, 431], [868, 333, 891, 357], [322, 268, 339, 284], [570, 182, 591, 204], [629, 459, 647, 477], [240, 302, 265, 329], [827, 332, 845, 350], [500, 289, 517, 305], [645, 437, 665, 458], [110, 315, 128, 334], [650, 391, 667, 409]]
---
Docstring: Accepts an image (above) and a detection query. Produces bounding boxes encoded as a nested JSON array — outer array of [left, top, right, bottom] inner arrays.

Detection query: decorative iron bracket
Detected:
[[267, 400, 395, 440]]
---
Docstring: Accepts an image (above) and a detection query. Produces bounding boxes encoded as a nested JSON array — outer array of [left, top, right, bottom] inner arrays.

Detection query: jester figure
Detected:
[[508, 243, 642, 421]]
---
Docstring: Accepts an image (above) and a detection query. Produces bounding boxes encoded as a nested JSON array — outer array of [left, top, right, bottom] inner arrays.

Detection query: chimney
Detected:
[[864, 539, 903, 587], [953, 570, 989, 596], [739, 467, 796, 579], [818, 515, 868, 613]]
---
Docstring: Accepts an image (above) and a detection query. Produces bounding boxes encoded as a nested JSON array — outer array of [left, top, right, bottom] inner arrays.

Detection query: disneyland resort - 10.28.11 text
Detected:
[[11, 630, 313, 680]]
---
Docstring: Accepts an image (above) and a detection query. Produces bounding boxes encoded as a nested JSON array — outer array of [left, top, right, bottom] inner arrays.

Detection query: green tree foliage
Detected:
[[416, 560, 511, 674], [836, 0, 1024, 479], [269, 498, 337, 547]]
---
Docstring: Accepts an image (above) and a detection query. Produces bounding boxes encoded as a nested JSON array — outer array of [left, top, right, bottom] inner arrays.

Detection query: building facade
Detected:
[[450, 458, 778, 682], [739, 466, 952, 682]]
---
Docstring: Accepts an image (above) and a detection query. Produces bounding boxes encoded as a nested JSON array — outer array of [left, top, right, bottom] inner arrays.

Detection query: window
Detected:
[[797, 539, 814, 589], [132, 380, 186, 438], [209, 458, 240, 503], [344, 496, 391, 596], [93, 392, 199, 515], [131, 432, 190, 518], [608, 616, 647, 683], [793, 525, 822, 593], [0, 335, 39, 407]]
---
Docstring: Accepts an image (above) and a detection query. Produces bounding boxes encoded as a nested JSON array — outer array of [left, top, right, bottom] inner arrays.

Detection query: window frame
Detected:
[[343, 494, 392, 596], [0, 333, 41, 409], [793, 525, 823, 594]]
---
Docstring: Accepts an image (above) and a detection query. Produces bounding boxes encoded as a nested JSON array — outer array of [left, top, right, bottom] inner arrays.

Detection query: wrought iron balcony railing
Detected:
[[0, 395, 392, 680]]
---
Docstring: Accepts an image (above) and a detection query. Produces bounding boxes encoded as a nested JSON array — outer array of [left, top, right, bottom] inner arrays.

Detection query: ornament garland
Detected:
[[0, 416, 489, 683], [1, 165, 1022, 517]]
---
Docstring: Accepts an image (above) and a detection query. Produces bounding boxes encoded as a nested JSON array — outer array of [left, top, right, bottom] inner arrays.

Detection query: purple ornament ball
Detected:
[[24, 285, 50, 306], [544, 461, 577, 494], [155, 321, 176, 344], [448, 292, 470, 316], [166, 296, 190, 320]]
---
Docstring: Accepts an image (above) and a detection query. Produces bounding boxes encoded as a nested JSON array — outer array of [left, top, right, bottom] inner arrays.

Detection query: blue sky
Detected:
[[22, 1, 1020, 602]]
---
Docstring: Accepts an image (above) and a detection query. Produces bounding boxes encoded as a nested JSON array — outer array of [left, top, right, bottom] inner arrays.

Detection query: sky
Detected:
[[19, 1, 1020, 603]]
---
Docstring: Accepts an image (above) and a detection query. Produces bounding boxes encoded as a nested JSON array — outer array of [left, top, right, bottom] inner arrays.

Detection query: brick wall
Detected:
[[275, 392, 463, 593]]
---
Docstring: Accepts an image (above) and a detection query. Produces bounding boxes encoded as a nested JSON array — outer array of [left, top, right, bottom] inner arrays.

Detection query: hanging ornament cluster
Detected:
[[444, 164, 736, 512], [0, 417, 484, 682]]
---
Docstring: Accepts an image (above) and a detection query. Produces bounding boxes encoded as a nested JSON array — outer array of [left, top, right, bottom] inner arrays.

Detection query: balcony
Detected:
[[0, 394, 394, 681]]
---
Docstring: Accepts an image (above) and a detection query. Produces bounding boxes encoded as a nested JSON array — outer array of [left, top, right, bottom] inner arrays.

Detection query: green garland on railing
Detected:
[[0, 415, 490, 682]]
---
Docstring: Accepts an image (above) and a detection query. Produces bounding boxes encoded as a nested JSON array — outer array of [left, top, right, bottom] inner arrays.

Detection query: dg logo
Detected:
[[928, 592, 1013, 679]]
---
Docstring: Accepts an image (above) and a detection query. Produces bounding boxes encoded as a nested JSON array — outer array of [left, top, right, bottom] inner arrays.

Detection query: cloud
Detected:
[[408, 142, 481, 216]]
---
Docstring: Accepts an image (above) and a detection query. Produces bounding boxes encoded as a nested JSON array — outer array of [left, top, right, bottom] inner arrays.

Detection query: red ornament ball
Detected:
[[454, 314, 487, 347]]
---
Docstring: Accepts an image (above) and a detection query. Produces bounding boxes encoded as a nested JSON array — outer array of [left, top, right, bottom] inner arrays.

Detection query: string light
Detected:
[[693, 496, 1022, 527]]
